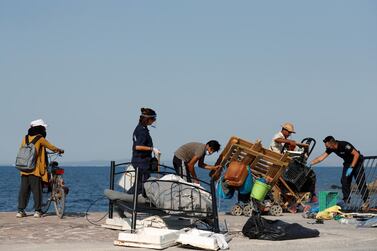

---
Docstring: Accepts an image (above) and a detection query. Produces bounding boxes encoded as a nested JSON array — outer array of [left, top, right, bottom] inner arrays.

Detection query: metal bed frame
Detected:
[[107, 161, 220, 233]]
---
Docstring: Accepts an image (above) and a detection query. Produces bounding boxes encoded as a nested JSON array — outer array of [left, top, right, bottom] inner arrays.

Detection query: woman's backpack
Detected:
[[15, 135, 42, 172]]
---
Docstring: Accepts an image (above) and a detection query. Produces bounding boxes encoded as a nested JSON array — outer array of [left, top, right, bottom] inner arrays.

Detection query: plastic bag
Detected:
[[117, 165, 135, 191], [242, 215, 320, 240]]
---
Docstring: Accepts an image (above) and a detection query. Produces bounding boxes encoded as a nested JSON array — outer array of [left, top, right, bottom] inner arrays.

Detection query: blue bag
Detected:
[[239, 166, 253, 195]]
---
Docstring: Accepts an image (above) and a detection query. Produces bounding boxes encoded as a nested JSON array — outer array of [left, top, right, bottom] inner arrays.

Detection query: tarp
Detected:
[[316, 205, 344, 220]]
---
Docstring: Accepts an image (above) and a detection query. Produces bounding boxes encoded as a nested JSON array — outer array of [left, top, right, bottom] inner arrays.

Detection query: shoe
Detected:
[[33, 211, 43, 218], [16, 210, 27, 218]]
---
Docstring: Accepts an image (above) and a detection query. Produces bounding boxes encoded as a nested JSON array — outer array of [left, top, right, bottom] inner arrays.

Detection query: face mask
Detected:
[[206, 150, 211, 156], [150, 121, 157, 129]]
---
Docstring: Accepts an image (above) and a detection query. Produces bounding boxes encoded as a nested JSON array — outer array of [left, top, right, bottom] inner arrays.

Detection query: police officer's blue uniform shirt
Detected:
[[128, 123, 154, 195], [132, 123, 153, 159], [325, 140, 360, 165]]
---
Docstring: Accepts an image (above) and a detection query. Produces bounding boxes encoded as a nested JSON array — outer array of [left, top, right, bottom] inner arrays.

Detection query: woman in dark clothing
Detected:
[[127, 108, 160, 195]]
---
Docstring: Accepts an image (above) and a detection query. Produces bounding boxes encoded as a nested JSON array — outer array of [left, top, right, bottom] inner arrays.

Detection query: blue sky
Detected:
[[1, 1, 376, 165]]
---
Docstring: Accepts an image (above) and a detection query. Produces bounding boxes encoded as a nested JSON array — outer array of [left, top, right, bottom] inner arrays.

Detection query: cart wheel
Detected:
[[270, 205, 283, 216], [231, 204, 243, 216], [243, 204, 254, 217]]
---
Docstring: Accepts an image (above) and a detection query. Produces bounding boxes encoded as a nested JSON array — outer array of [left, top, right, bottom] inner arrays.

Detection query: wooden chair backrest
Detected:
[[219, 136, 291, 185]]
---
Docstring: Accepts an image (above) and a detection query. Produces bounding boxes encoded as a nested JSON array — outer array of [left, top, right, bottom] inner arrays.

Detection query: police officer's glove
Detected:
[[346, 167, 353, 177], [152, 147, 161, 156]]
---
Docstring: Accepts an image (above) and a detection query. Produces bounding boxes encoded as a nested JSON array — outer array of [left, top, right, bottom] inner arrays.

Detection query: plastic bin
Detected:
[[283, 160, 310, 191], [319, 191, 339, 211]]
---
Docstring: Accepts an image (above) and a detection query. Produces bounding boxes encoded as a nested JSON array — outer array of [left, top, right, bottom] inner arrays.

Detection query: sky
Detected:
[[1, 1, 376, 165]]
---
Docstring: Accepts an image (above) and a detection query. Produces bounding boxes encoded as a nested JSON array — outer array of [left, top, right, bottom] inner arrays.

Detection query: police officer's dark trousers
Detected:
[[341, 157, 369, 203], [127, 157, 151, 196], [18, 175, 42, 211]]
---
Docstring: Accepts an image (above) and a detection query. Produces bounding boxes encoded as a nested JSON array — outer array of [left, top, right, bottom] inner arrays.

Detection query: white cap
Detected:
[[30, 119, 48, 128]]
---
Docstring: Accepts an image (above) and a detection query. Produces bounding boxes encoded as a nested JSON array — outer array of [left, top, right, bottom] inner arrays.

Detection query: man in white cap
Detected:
[[270, 123, 317, 207], [16, 119, 64, 218], [269, 122, 308, 154]]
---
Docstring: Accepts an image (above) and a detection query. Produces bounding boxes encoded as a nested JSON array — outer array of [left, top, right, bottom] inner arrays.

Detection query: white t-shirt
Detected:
[[269, 131, 285, 153]]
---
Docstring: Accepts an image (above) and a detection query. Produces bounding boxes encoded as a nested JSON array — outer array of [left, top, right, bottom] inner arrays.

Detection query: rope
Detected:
[[85, 196, 108, 226]]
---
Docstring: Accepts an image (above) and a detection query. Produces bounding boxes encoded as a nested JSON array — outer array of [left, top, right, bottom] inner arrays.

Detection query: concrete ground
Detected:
[[0, 211, 376, 251]]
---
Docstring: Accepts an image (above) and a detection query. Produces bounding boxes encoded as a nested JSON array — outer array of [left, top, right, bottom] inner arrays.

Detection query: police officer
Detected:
[[127, 108, 160, 195], [311, 136, 370, 209]]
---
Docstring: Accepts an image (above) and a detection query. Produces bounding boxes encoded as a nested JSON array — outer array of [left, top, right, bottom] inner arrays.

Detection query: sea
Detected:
[[0, 164, 342, 213]]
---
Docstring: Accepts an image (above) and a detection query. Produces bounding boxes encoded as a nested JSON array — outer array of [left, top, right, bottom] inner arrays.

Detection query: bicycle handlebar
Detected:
[[46, 151, 63, 156]]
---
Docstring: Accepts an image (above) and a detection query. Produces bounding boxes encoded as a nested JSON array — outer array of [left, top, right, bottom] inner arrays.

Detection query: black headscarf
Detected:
[[27, 125, 48, 165], [28, 125, 46, 138]]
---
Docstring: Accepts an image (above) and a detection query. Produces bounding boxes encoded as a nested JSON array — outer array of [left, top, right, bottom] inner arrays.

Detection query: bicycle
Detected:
[[41, 152, 68, 218]]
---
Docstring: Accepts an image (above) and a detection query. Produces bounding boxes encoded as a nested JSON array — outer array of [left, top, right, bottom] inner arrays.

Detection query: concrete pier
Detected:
[[0, 212, 376, 251]]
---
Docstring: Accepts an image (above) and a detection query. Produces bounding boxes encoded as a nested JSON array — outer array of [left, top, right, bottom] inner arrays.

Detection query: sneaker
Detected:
[[16, 210, 27, 218], [33, 211, 43, 218]]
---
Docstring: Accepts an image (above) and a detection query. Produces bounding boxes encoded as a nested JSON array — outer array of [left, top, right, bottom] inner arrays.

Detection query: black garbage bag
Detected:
[[242, 215, 319, 240]]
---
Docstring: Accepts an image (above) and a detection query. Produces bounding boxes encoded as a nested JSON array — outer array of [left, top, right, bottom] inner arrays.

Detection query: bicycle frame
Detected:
[[41, 153, 67, 218]]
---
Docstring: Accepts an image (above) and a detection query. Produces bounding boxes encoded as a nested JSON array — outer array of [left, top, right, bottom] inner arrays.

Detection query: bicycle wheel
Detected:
[[41, 184, 52, 214], [53, 178, 65, 218]]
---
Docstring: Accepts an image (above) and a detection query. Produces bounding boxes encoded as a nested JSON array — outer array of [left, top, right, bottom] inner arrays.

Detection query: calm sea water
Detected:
[[0, 165, 341, 213]]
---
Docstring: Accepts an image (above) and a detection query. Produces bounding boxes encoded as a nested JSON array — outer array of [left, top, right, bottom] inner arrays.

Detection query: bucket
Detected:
[[251, 180, 271, 201]]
